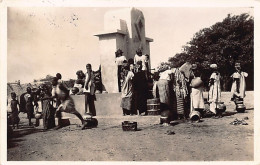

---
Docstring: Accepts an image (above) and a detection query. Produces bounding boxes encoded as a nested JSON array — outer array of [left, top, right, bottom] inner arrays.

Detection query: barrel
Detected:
[[147, 98, 160, 115], [189, 111, 201, 122]]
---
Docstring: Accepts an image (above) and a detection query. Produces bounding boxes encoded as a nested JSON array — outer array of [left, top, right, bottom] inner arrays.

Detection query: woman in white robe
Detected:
[[208, 64, 221, 115]]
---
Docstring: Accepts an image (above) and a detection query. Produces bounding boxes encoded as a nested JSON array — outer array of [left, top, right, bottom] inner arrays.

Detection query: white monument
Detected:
[[95, 8, 153, 93]]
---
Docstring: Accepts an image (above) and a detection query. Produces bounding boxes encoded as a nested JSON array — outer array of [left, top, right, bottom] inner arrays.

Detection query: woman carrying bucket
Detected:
[[189, 64, 205, 122], [208, 64, 222, 118]]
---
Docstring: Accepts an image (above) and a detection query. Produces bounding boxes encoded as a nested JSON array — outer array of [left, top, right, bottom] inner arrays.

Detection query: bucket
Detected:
[[217, 102, 226, 113], [189, 111, 201, 122], [84, 118, 98, 128], [236, 103, 246, 113], [160, 110, 173, 124], [147, 98, 160, 116]]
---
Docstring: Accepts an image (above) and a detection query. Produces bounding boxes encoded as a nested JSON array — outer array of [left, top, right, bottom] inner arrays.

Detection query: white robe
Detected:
[[208, 72, 221, 114], [190, 78, 205, 112], [231, 71, 248, 99]]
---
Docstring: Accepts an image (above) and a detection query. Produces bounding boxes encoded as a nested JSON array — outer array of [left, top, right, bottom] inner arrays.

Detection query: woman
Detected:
[[115, 49, 127, 92], [70, 70, 85, 95], [120, 64, 135, 115], [133, 61, 148, 116], [230, 62, 248, 102], [134, 49, 148, 71], [208, 64, 222, 117], [172, 68, 188, 119], [41, 85, 56, 129], [190, 65, 205, 116], [157, 67, 172, 111], [84, 64, 96, 116]]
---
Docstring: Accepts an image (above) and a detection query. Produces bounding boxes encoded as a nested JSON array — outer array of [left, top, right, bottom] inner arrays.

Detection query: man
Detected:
[[84, 64, 96, 117], [24, 87, 38, 126], [51, 77, 88, 130]]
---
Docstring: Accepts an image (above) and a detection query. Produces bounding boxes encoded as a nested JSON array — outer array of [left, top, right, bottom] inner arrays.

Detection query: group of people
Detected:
[[7, 51, 248, 130], [119, 58, 248, 120], [8, 64, 98, 130]]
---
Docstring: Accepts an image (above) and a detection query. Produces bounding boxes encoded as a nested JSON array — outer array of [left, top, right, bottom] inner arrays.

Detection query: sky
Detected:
[[7, 7, 253, 83]]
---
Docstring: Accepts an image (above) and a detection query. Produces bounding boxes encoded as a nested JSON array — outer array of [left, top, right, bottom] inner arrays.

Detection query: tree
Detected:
[[169, 13, 253, 91], [40, 74, 55, 82]]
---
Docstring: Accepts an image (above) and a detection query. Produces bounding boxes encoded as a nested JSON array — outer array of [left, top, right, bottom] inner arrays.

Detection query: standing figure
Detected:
[[56, 73, 63, 84], [172, 68, 189, 119], [70, 70, 85, 95], [120, 64, 135, 116], [83, 64, 96, 117], [208, 64, 222, 117], [52, 77, 87, 130], [190, 65, 205, 116], [134, 49, 148, 71], [10, 92, 20, 129], [230, 62, 248, 102], [115, 49, 127, 92], [24, 87, 38, 126], [133, 61, 148, 116], [157, 67, 172, 111], [41, 85, 56, 129]]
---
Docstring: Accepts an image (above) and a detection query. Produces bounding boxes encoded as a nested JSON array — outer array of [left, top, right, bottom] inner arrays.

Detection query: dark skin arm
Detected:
[[85, 71, 91, 90]]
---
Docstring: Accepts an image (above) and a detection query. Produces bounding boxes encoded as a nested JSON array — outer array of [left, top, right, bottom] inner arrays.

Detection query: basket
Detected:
[[122, 121, 137, 131]]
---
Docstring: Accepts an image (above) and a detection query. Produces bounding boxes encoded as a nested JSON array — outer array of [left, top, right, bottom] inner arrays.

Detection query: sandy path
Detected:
[[7, 91, 254, 161]]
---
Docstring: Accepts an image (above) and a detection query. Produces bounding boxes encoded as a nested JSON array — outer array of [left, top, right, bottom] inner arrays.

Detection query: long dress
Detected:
[[42, 96, 56, 129], [157, 70, 172, 111], [10, 100, 20, 124], [133, 70, 148, 114], [173, 68, 188, 116], [190, 77, 205, 112], [230, 71, 248, 100], [208, 72, 221, 114], [120, 71, 134, 113], [24, 93, 34, 119]]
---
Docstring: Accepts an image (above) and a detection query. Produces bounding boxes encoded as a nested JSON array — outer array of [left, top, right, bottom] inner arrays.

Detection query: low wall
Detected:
[[63, 93, 122, 118]]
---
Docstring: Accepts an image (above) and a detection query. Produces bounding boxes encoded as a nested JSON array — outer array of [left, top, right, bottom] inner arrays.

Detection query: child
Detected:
[[10, 92, 20, 129]]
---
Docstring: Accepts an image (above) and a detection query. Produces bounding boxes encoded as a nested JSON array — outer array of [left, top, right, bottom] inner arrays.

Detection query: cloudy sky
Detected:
[[7, 6, 253, 83]]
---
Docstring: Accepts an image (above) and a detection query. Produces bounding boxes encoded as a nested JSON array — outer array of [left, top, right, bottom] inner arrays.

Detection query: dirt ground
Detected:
[[7, 91, 254, 161]]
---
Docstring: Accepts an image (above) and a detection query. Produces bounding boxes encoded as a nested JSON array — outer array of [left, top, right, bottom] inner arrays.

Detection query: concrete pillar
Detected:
[[94, 8, 153, 93]]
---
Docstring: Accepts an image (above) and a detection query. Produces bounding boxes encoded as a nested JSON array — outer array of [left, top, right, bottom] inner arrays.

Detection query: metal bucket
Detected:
[[217, 102, 226, 112], [236, 104, 246, 113], [189, 111, 201, 122]]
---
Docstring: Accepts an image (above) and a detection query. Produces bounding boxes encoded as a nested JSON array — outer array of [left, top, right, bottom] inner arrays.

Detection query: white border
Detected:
[[1, 0, 259, 165]]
